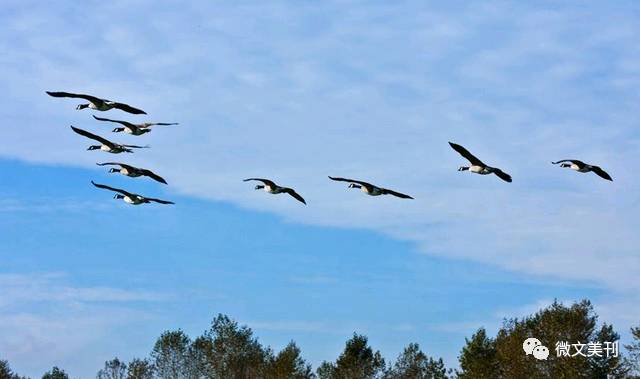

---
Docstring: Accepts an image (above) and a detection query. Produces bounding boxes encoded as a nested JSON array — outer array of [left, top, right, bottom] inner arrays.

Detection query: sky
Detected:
[[1, 0, 639, 377]]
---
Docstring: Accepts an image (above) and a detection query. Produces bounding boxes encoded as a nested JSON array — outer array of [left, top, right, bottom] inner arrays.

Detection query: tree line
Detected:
[[2, 300, 640, 379]]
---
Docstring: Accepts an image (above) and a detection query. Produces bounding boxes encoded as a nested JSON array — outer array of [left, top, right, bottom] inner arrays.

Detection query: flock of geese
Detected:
[[47, 91, 176, 205], [47, 91, 613, 206]]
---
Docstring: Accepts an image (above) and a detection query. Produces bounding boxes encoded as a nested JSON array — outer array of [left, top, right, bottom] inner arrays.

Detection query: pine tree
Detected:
[[456, 328, 498, 379], [41, 367, 68, 379], [265, 342, 315, 379], [126, 359, 154, 379], [317, 333, 385, 379], [626, 325, 640, 378], [97, 358, 127, 379], [151, 330, 192, 379], [384, 343, 447, 379]]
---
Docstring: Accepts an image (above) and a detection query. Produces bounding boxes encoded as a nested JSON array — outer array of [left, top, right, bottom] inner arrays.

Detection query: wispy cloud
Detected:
[[0, 198, 113, 213], [0, 272, 169, 375], [3, 1, 636, 293]]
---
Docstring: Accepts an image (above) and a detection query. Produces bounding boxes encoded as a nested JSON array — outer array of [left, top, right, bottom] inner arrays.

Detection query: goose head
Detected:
[[254, 185, 265, 190], [87, 145, 101, 151], [76, 103, 89, 110], [108, 168, 119, 173]]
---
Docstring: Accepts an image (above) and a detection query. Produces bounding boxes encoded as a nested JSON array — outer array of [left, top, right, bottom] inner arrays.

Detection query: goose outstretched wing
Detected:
[[91, 181, 134, 198], [71, 126, 114, 147], [449, 142, 486, 167]]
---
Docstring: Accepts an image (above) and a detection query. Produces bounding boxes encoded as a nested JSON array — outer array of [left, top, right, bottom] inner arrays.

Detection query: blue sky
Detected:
[[1, 1, 639, 377]]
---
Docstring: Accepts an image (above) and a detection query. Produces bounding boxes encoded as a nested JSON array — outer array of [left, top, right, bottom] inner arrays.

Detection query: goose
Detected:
[[70, 126, 149, 153], [93, 115, 178, 136], [552, 160, 612, 181], [46, 91, 146, 114], [243, 178, 306, 204], [449, 142, 512, 182], [96, 162, 167, 184], [328, 176, 414, 199], [91, 181, 174, 205]]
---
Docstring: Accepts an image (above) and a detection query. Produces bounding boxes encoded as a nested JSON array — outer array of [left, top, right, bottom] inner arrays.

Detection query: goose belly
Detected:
[[363, 187, 382, 196], [470, 165, 489, 174], [92, 102, 113, 111], [89, 103, 109, 111], [121, 169, 140, 177], [124, 196, 143, 205]]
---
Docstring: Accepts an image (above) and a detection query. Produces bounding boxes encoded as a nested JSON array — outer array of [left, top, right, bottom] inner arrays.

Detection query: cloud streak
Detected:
[[0, 272, 168, 376], [1, 0, 637, 289]]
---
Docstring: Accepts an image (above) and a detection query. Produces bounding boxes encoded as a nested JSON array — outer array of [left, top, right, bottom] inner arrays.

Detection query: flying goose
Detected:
[[328, 176, 414, 199], [93, 115, 178, 136], [552, 160, 612, 181], [46, 91, 146, 114], [243, 178, 306, 204], [449, 142, 512, 183], [97, 162, 167, 184], [71, 126, 149, 153], [91, 181, 174, 205]]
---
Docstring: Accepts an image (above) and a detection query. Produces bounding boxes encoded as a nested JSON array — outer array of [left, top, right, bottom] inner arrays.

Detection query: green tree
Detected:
[[456, 328, 498, 379], [126, 359, 154, 379], [384, 343, 447, 379], [265, 341, 314, 379], [626, 325, 640, 378], [188, 335, 215, 378], [456, 300, 628, 379], [151, 330, 192, 379], [590, 323, 630, 378], [97, 358, 127, 379], [41, 367, 68, 379], [0, 360, 28, 379], [317, 333, 385, 379], [494, 300, 599, 378], [202, 314, 268, 379]]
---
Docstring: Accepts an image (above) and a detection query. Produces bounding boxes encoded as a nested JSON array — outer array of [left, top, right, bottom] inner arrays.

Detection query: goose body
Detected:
[[91, 181, 173, 205], [93, 115, 177, 136], [71, 126, 149, 154], [328, 176, 414, 199], [243, 178, 306, 204], [449, 142, 512, 182], [552, 160, 612, 181], [97, 162, 167, 184], [47, 91, 146, 114]]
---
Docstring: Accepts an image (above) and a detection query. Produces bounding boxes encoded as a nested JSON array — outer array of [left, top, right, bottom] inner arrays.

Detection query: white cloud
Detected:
[[0, 273, 167, 377], [1, 0, 637, 292]]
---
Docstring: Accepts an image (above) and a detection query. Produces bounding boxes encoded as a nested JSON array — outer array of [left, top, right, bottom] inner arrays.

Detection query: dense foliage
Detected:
[[2, 300, 639, 379]]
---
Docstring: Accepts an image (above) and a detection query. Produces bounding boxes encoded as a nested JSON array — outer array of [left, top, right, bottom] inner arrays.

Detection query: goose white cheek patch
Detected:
[[523, 337, 542, 355]]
